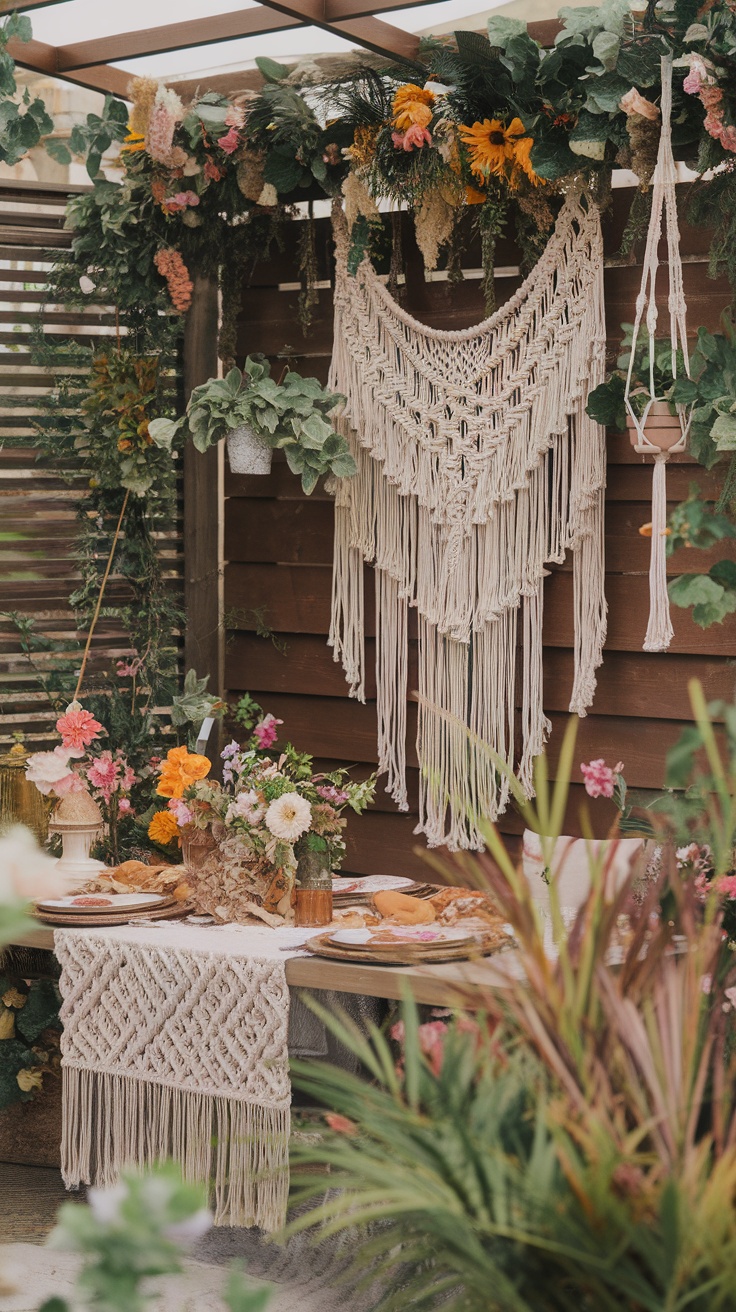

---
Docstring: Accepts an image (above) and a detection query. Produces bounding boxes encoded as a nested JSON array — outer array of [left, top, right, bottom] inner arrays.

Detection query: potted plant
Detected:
[[586, 323, 686, 449], [149, 355, 356, 492]]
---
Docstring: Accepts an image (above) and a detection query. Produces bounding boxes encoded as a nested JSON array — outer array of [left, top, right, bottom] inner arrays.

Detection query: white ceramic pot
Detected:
[[226, 424, 273, 475]]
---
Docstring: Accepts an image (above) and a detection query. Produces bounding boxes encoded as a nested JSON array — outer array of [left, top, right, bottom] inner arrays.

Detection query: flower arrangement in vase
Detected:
[[156, 703, 375, 925]]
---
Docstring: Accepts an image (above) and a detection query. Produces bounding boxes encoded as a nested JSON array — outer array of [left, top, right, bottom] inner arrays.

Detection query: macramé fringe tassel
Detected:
[[61, 1067, 290, 1231], [643, 453, 675, 652], [328, 191, 608, 850]]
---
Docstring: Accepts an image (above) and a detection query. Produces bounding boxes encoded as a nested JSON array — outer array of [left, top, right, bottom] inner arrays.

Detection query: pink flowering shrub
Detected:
[[252, 714, 283, 751]]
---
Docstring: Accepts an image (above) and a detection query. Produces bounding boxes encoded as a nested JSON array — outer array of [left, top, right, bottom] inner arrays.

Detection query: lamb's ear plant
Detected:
[[288, 693, 736, 1312], [149, 354, 356, 494]]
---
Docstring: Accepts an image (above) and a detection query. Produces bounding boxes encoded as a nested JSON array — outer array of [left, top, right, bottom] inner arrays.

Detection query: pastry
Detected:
[[373, 890, 436, 925]]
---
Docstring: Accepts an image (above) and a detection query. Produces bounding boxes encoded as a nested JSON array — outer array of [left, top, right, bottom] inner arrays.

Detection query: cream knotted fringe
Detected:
[[56, 930, 291, 1231], [328, 190, 608, 850], [624, 54, 691, 652]]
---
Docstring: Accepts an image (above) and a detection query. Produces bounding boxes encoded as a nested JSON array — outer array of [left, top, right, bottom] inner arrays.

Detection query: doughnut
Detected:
[[373, 890, 436, 925]]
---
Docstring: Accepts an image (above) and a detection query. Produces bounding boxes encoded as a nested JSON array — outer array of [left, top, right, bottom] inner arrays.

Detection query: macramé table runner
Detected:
[[55, 922, 322, 1231]]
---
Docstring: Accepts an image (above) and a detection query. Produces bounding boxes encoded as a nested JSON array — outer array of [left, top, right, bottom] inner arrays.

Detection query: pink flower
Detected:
[[217, 126, 240, 155], [86, 751, 120, 805], [392, 124, 432, 151], [252, 714, 283, 751], [316, 784, 350, 805], [718, 874, 736, 899], [56, 705, 103, 754], [580, 758, 623, 800], [162, 191, 200, 213], [167, 797, 193, 826], [325, 1113, 357, 1135], [116, 659, 141, 678], [619, 88, 660, 121], [118, 798, 133, 815], [204, 160, 223, 181], [224, 105, 246, 129]]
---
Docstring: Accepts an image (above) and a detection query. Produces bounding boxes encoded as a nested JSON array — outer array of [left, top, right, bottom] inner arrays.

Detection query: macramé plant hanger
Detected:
[[624, 53, 692, 652]]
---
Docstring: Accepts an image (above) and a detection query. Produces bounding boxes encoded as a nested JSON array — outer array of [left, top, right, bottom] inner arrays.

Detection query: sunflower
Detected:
[[148, 809, 181, 846], [392, 83, 435, 132], [121, 130, 147, 154], [460, 117, 540, 187], [156, 745, 211, 799]]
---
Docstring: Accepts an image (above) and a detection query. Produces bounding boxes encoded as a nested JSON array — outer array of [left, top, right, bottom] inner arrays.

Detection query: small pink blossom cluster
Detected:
[[147, 87, 184, 164], [116, 657, 142, 679], [391, 1016, 481, 1077], [217, 126, 241, 155], [580, 758, 624, 800], [86, 750, 137, 807], [168, 796, 193, 826], [316, 783, 350, 805], [162, 191, 200, 214], [683, 55, 736, 153], [392, 124, 432, 151], [252, 714, 283, 751]]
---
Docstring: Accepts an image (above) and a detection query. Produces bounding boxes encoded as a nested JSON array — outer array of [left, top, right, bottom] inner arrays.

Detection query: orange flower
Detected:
[[392, 83, 435, 132], [156, 745, 211, 799], [639, 522, 671, 538], [148, 809, 181, 846], [465, 184, 487, 205], [121, 130, 147, 154]]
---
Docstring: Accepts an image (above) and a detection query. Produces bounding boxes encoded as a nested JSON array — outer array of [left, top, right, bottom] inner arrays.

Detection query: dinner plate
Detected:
[[329, 925, 474, 949], [332, 875, 416, 894], [37, 892, 171, 913]]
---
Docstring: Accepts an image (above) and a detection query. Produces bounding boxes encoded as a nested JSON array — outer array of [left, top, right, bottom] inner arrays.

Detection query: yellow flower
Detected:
[[156, 745, 211, 799], [17, 1068, 44, 1093], [121, 130, 147, 154], [2, 988, 26, 1010], [459, 117, 540, 188], [0, 1007, 15, 1040], [347, 124, 380, 167], [392, 83, 435, 131], [148, 809, 181, 846]]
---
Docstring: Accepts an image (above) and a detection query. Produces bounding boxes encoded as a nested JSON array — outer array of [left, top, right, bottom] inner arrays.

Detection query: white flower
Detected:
[[265, 792, 311, 842], [0, 825, 66, 905], [154, 84, 184, 120], [24, 747, 79, 796], [257, 183, 278, 207], [226, 789, 266, 825]]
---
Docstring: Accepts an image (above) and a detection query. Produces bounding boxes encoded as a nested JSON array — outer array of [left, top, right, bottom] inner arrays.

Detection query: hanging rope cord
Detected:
[[73, 488, 130, 702], [624, 53, 692, 652]]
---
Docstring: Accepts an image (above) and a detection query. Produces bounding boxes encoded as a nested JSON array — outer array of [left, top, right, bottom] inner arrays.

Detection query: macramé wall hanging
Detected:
[[624, 54, 691, 652], [328, 190, 608, 850]]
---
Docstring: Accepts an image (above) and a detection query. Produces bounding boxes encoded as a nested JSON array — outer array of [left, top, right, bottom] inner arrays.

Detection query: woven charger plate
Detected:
[[33, 900, 191, 928], [305, 926, 511, 966]]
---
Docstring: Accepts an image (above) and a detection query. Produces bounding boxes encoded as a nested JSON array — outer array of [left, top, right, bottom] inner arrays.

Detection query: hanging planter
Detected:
[[226, 423, 273, 475], [624, 54, 692, 653], [626, 398, 684, 452]]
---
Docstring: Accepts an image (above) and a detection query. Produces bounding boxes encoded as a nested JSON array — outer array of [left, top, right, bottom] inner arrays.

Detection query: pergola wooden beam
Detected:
[[7, 34, 133, 98], [0, 1, 68, 12], [56, 8, 304, 72], [254, 0, 421, 61]]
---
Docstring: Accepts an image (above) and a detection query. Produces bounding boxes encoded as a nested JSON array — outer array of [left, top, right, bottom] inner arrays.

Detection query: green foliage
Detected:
[[38, 1164, 272, 1312], [289, 707, 736, 1311], [586, 323, 684, 430], [153, 356, 355, 495], [233, 692, 265, 732], [170, 669, 226, 743], [670, 314, 736, 470], [0, 976, 61, 1109]]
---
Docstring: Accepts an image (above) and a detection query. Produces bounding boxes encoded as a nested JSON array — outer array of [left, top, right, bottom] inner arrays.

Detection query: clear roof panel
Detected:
[[28, 0, 514, 80]]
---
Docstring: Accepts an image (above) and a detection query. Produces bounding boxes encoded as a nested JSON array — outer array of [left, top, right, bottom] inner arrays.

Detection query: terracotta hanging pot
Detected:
[[627, 400, 683, 452]]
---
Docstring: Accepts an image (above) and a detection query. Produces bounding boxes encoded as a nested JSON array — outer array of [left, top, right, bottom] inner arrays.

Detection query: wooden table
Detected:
[[10, 927, 519, 1008]]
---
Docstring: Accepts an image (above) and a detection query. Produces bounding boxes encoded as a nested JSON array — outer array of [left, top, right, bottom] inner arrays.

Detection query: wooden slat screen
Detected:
[[0, 180, 183, 749], [224, 189, 736, 876]]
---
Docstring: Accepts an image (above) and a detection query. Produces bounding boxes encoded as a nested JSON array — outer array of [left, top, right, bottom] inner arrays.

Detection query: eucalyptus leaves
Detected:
[[151, 355, 356, 494]]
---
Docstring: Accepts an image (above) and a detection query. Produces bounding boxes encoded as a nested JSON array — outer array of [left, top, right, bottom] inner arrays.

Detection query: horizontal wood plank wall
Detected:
[[225, 188, 736, 878], [0, 181, 183, 749]]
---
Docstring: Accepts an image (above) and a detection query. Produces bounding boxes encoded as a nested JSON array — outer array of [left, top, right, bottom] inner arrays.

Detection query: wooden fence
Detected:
[[223, 188, 736, 877], [0, 180, 183, 749]]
